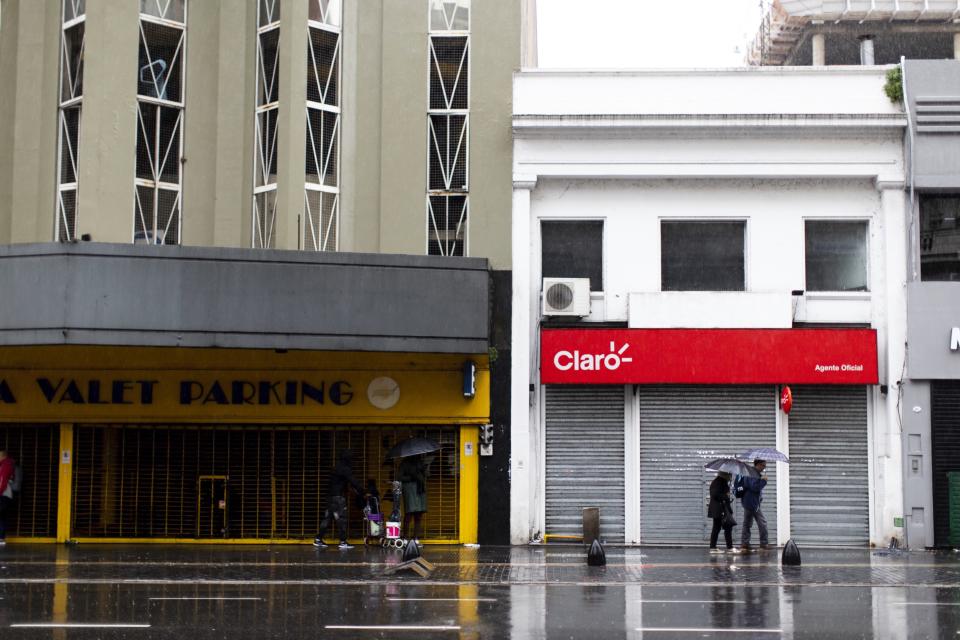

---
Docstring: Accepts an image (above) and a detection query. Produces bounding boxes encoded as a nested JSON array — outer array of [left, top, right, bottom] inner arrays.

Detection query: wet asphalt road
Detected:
[[0, 545, 958, 638]]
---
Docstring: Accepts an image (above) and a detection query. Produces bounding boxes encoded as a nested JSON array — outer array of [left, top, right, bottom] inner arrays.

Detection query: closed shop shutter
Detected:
[[789, 385, 869, 547], [931, 381, 960, 547], [545, 385, 625, 543], [0, 424, 60, 538], [638, 385, 777, 545]]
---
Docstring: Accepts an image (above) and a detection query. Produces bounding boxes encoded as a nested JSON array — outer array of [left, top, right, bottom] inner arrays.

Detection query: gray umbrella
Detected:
[[739, 447, 790, 464], [704, 457, 761, 478], [385, 437, 441, 460]]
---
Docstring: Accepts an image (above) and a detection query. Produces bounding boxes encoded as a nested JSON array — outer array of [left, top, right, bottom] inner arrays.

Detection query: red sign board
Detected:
[[540, 328, 878, 385]]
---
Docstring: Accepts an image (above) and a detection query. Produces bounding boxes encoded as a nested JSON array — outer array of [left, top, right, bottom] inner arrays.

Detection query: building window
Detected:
[[427, 0, 470, 257], [303, 0, 341, 252], [134, 0, 186, 245], [804, 221, 869, 292], [541, 221, 603, 291], [661, 221, 745, 291], [253, 0, 280, 249], [920, 196, 960, 281], [56, 0, 86, 242]]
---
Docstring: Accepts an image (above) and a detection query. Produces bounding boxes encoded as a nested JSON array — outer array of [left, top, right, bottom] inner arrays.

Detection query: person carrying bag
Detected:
[[707, 471, 740, 554]]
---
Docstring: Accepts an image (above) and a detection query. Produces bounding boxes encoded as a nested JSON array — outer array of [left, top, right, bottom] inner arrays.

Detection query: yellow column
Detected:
[[458, 426, 479, 544], [56, 423, 73, 543]]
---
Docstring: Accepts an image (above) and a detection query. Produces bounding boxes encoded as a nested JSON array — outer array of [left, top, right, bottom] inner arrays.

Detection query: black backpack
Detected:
[[7, 465, 22, 494]]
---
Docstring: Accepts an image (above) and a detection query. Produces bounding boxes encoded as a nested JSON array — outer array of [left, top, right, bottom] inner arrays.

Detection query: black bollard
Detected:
[[587, 539, 606, 567], [782, 538, 801, 566], [402, 539, 421, 562]]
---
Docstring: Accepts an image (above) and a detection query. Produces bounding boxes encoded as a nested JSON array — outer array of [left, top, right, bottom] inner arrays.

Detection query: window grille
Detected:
[[134, 1, 186, 245], [303, 0, 341, 252], [427, 0, 470, 257], [253, 0, 280, 249], [55, 0, 86, 242]]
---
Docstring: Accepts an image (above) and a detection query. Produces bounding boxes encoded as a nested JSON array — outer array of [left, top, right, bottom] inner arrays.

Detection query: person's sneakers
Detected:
[[739, 545, 753, 553], [709, 547, 724, 554], [0, 539, 6, 547], [312, 538, 327, 548], [338, 542, 354, 550], [726, 547, 741, 554], [759, 544, 772, 551]]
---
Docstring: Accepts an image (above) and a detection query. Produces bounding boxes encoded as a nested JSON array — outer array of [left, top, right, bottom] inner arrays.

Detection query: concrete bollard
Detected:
[[782, 539, 801, 566], [587, 539, 606, 567]]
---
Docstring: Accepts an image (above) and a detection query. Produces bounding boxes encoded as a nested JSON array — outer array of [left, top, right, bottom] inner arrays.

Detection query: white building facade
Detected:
[[511, 67, 908, 547]]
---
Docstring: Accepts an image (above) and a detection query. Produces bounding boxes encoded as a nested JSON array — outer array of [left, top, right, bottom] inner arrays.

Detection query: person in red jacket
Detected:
[[0, 450, 15, 546]]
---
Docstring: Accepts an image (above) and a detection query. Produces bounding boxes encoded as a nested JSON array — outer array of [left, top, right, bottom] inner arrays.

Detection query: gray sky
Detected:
[[536, 0, 767, 68]]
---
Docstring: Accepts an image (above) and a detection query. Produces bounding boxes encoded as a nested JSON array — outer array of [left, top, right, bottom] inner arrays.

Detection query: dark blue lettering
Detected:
[[87, 380, 109, 405], [111, 381, 133, 404], [203, 381, 229, 405], [300, 381, 324, 405], [329, 381, 353, 406], [180, 381, 204, 405], [259, 381, 282, 404], [0, 380, 15, 404], [59, 380, 85, 404], [138, 380, 158, 404], [37, 378, 64, 403], [231, 381, 256, 405]]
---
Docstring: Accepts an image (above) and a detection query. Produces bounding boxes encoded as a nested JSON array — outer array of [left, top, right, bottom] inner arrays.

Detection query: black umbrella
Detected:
[[385, 437, 441, 460]]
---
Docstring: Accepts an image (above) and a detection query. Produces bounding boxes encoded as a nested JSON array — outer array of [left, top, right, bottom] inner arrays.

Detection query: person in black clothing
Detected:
[[708, 472, 740, 554], [314, 450, 366, 549]]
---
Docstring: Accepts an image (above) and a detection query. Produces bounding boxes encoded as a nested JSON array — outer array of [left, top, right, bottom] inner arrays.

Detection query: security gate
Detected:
[[638, 386, 777, 545], [788, 386, 869, 546], [932, 381, 960, 547], [71, 424, 460, 540], [0, 424, 59, 538], [545, 386, 626, 543]]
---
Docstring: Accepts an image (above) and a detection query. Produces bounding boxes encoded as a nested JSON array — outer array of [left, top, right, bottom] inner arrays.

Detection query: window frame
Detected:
[[802, 217, 871, 294], [658, 218, 749, 293], [539, 217, 606, 294], [917, 195, 960, 283]]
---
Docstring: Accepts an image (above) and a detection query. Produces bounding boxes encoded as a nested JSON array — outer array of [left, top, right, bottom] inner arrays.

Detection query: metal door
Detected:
[[788, 385, 869, 546], [931, 381, 960, 547], [638, 385, 777, 545], [545, 386, 626, 543]]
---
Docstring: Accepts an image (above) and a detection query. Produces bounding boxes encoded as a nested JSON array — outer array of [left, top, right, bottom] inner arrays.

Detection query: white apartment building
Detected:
[[510, 67, 908, 547]]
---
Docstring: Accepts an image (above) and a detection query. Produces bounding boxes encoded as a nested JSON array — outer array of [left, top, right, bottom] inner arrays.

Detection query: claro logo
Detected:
[[553, 341, 634, 371]]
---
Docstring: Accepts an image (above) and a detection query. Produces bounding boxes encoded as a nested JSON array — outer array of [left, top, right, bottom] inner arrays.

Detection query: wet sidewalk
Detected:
[[1, 544, 959, 638]]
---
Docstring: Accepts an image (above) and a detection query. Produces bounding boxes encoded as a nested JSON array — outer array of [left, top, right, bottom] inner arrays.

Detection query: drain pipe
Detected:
[[859, 35, 876, 65]]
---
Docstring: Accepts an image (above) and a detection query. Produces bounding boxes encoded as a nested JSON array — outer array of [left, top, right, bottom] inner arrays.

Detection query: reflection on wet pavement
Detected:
[[0, 545, 958, 638]]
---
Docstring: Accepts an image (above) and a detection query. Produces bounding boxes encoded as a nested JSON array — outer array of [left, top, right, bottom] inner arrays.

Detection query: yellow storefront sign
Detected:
[[0, 346, 490, 424]]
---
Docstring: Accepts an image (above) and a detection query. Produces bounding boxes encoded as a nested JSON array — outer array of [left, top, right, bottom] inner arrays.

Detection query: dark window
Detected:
[[920, 196, 960, 282], [541, 221, 603, 291], [661, 221, 745, 291], [805, 221, 868, 292]]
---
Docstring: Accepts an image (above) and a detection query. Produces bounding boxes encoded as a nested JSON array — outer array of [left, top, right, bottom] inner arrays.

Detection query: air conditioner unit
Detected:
[[542, 278, 591, 317]]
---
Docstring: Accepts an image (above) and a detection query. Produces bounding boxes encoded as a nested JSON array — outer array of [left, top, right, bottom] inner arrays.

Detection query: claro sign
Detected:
[[541, 328, 879, 385]]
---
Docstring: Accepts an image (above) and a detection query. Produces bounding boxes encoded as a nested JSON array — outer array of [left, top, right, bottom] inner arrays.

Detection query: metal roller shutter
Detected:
[[638, 385, 777, 545], [931, 381, 960, 547], [788, 386, 869, 546], [545, 385, 625, 543]]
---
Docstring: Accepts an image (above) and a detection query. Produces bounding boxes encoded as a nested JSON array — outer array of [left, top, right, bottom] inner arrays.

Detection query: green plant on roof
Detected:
[[884, 66, 903, 104]]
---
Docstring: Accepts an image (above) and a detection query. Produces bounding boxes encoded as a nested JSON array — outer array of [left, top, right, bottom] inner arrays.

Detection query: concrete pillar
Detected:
[[859, 35, 876, 65], [0, 0, 60, 243], [78, 1, 140, 243], [876, 180, 908, 546], [275, 0, 309, 250], [510, 175, 536, 544], [811, 33, 826, 66]]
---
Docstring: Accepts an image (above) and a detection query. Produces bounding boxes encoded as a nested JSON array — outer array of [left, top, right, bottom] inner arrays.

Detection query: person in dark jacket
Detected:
[[740, 459, 769, 552], [398, 454, 430, 542], [0, 450, 14, 547], [313, 450, 366, 549], [708, 472, 740, 554]]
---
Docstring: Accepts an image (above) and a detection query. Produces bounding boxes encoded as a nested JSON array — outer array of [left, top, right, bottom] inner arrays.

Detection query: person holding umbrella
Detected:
[[385, 437, 441, 545], [707, 471, 740, 554], [739, 459, 769, 553], [398, 454, 430, 543]]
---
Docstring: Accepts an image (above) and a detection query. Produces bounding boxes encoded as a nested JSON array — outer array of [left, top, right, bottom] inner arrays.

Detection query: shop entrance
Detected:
[[932, 381, 960, 547], [70, 424, 461, 541]]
